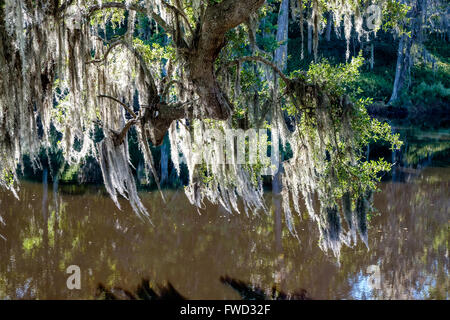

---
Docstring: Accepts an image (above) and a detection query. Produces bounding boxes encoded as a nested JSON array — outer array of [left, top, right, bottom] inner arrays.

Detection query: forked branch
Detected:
[[98, 94, 137, 119]]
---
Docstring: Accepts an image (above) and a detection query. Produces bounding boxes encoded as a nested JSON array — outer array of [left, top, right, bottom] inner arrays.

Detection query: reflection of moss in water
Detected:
[[60, 163, 81, 182], [22, 236, 42, 252], [364, 169, 448, 299], [58, 184, 90, 195], [432, 228, 448, 252], [1, 163, 448, 299], [427, 286, 447, 300], [403, 141, 450, 166], [386, 126, 450, 167], [21, 217, 44, 256]]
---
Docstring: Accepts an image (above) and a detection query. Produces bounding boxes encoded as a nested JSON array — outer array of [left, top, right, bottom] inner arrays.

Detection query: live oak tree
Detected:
[[0, 0, 402, 257]]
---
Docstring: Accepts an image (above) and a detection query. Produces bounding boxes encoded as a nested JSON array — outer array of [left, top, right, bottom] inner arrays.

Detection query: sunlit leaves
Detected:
[[306, 53, 364, 96]]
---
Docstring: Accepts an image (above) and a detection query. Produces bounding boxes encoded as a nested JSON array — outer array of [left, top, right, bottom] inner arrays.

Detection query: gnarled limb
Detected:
[[161, 1, 195, 39], [98, 95, 137, 119], [102, 0, 269, 146], [85, 1, 267, 146], [57, 0, 75, 16], [86, 39, 123, 65], [181, 0, 266, 120], [110, 119, 137, 147]]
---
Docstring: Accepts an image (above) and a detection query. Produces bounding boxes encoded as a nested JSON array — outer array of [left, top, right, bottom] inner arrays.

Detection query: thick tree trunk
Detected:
[[183, 0, 265, 120], [87, 1, 266, 147], [145, 0, 266, 145]]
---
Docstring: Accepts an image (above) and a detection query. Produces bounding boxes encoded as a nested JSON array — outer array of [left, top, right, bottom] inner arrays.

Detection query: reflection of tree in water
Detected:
[[392, 127, 450, 170], [0, 166, 448, 299], [339, 167, 449, 299]]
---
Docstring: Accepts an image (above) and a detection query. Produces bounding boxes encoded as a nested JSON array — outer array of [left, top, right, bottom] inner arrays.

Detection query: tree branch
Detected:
[[119, 40, 159, 99], [110, 119, 137, 146], [98, 94, 137, 119], [90, 38, 159, 99], [179, 0, 266, 120], [218, 56, 291, 84], [203, 0, 266, 35], [57, 0, 75, 16], [86, 34, 157, 98], [157, 100, 198, 120], [86, 39, 123, 64], [162, 79, 185, 98], [161, 1, 194, 38]]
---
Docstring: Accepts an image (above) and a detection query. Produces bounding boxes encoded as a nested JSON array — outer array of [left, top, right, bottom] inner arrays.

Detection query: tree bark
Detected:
[[160, 135, 169, 186], [325, 12, 332, 42], [183, 0, 266, 120], [370, 43, 374, 70], [273, 0, 290, 222], [307, 22, 312, 55], [388, 0, 427, 105], [85, 0, 265, 146], [274, 0, 290, 70], [136, 0, 266, 146]]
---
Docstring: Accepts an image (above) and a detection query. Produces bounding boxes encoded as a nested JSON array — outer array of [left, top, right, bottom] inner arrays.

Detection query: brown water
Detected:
[[0, 127, 449, 300]]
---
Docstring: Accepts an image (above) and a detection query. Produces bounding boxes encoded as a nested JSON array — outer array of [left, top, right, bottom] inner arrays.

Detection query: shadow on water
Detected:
[[0, 123, 448, 300], [96, 276, 312, 300], [97, 279, 186, 300]]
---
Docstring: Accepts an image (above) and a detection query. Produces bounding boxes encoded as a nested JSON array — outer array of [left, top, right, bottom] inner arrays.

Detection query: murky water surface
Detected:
[[0, 125, 448, 299]]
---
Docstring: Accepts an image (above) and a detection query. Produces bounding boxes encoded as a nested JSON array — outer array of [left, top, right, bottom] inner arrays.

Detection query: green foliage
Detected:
[[89, 0, 126, 28], [61, 163, 81, 182], [411, 81, 450, 105], [133, 38, 174, 63], [411, 59, 450, 89], [329, 97, 401, 199], [225, 26, 252, 57], [305, 53, 364, 96], [285, 56, 403, 205], [256, 0, 282, 52], [425, 37, 450, 63], [356, 68, 394, 102], [284, 8, 450, 109], [1, 169, 14, 188], [381, 0, 411, 34]]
